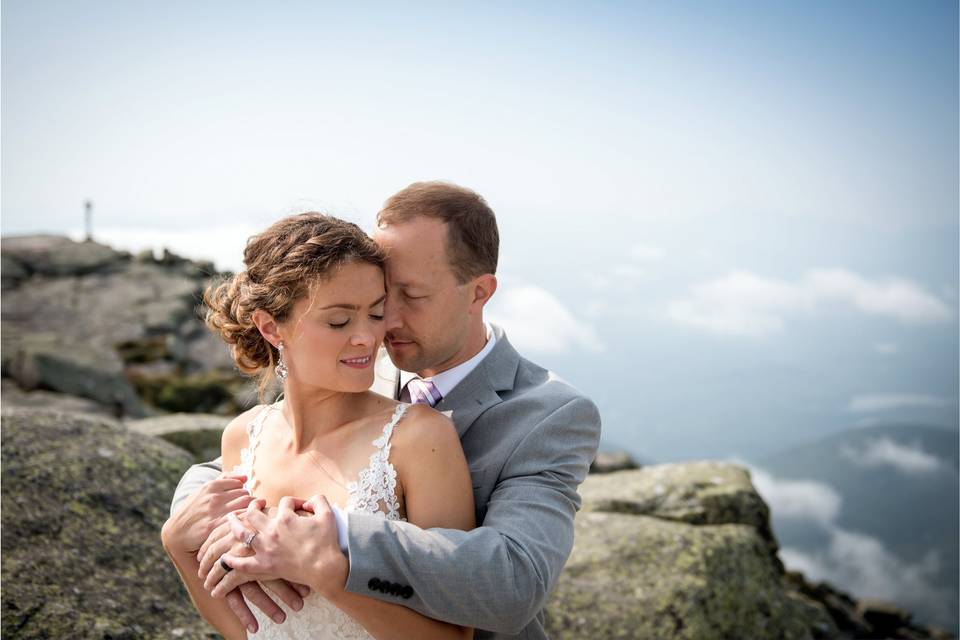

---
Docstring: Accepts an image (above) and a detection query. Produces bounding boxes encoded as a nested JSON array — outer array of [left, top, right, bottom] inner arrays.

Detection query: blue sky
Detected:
[[3, 0, 958, 461]]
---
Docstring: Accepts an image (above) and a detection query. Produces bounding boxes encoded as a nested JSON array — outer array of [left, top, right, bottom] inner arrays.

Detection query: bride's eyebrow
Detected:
[[319, 294, 386, 311]]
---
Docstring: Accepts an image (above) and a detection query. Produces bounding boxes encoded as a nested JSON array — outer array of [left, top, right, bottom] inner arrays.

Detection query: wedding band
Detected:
[[220, 557, 233, 573], [243, 531, 258, 549]]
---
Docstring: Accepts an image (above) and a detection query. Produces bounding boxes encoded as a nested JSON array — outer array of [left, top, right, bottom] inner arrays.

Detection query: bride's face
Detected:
[[277, 261, 386, 393]]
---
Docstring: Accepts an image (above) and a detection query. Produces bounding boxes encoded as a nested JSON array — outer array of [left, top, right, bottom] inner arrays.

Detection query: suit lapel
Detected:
[[436, 325, 520, 438]]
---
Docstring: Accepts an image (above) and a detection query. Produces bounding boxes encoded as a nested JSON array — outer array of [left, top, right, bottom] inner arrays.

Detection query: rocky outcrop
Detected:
[[1, 235, 127, 280], [579, 461, 778, 551], [6, 332, 146, 416], [0, 378, 117, 417], [2, 235, 250, 418], [1, 407, 216, 639], [544, 463, 953, 640], [589, 450, 640, 474], [127, 412, 229, 463]]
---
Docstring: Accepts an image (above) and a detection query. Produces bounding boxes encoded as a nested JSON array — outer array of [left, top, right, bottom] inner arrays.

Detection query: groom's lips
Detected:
[[386, 337, 416, 350]]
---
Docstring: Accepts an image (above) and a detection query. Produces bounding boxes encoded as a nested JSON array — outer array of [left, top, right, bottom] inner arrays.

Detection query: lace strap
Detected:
[[238, 403, 274, 493], [345, 403, 410, 520], [372, 403, 409, 452]]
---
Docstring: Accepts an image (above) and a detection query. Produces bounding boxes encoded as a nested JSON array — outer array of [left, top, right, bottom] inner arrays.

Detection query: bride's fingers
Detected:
[[242, 501, 271, 529], [277, 495, 307, 516], [227, 512, 260, 550], [198, 532, 235, 579], [197, 520, 230, 563], [302, 494, 323, 512], [310, 494, 332, 518], [223, 493, 256, 514], [239, 582, 286, 624], [262, 578, 305, 612], [203, 554, 232, 591], [225, 589, 259, 635]]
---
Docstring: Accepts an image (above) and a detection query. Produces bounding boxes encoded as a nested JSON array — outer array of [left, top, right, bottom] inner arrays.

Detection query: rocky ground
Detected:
[[1, 236, 954, 639]]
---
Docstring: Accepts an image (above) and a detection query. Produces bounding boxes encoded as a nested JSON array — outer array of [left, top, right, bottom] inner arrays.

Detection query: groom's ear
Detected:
[[468, 274, 497, 315]]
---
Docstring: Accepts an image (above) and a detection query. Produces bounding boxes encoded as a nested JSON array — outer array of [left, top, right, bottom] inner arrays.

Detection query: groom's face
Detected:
[[373, 216, 474, 376]]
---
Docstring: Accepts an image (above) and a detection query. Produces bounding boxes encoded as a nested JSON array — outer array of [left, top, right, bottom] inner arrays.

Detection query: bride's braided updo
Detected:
[[204, 213, 384, 386]]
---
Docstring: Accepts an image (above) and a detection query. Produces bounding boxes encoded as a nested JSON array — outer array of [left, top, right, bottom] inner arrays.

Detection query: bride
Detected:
[[162, 213, 474, 639]]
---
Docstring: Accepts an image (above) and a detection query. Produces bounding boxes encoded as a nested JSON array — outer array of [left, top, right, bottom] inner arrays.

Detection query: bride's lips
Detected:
[[340, 355, 373, 369]]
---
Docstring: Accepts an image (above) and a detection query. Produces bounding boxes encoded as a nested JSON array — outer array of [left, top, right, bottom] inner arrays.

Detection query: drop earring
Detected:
[[274, 341, 288, 382]]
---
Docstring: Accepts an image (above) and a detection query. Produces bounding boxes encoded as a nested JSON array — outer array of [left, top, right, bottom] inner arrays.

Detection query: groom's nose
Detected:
[[383, 291, 403, 333]]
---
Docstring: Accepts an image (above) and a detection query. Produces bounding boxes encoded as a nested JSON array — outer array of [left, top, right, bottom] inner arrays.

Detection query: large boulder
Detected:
[[0, 378, 117, 417], [6, 333, 146, 417], [1, 407, 216, 639], [579, 462, 778, 551], [127, 412, 229, 463], [545, 463, 836, 639]]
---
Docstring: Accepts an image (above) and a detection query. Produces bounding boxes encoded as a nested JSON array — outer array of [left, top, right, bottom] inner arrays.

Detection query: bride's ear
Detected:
[[251, 309, 282, 347]]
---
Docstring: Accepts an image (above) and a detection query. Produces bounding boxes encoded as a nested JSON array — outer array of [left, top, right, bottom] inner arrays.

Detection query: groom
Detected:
[[169, 181, 602, 638]]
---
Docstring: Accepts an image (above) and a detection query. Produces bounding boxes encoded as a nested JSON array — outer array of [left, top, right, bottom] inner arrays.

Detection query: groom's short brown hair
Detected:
[[377, 181, 499, 283]]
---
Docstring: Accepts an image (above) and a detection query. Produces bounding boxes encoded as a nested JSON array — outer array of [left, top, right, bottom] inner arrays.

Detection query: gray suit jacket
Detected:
[[170, 325, 601, 639]]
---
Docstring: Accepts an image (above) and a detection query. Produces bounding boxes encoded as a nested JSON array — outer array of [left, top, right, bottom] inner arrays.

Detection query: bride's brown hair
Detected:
[[204, 212, 384, 394]]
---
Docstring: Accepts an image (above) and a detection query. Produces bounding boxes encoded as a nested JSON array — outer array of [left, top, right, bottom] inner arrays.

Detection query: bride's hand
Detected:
[[213, 495, 347, 599]]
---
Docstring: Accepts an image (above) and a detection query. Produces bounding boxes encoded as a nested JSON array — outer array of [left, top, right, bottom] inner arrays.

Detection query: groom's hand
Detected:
[[161, 474, 255, 555], [213, 495, 348, 599], [198, 510, 310, 628]]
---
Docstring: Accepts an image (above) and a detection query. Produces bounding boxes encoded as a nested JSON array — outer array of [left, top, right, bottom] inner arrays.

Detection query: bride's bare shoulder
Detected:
[[221, 404, 269, 459], [393, 403, 459, 452]]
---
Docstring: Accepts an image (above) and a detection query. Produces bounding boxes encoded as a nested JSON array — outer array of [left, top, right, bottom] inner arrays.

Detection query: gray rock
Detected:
[[589, 450, 639, 474], [0, 379, 116, 417], [579, 462, 778, 550], [127, 413, 228, 462], [545, 510, 836, 639], [1, 407, 216, 639], [7, 333, 146, 417], [2, 266, 204, 354], [1, 253, 29, 289], [0, 235, 126, 277]]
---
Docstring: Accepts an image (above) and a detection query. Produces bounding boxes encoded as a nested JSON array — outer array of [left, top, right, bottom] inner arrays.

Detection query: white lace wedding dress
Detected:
[[232, 402, 410, 640]]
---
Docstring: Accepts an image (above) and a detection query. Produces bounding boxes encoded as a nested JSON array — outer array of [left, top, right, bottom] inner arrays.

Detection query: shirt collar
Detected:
[[399, 323, 497, 398]]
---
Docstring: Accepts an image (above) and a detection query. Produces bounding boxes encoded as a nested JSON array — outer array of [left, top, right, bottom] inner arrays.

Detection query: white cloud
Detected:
[[840, 438, 944, 475], [630, 244, 666, 261], [780, 530, 952, 623], [873, 342, 899, 355], [807, 269, 952, 324], [748, 466, 842, 527], [848, 393, 953, 413], [666, 270, 803, 336], [487, 285, 604, 354], [667, 268, 951, 337]]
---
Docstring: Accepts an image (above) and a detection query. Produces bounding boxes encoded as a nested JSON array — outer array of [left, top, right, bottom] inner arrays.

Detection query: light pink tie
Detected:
[[406, 378, 443, 407]]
